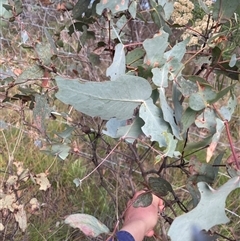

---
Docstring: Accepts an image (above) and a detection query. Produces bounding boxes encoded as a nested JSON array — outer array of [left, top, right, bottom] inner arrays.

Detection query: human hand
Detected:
[[121, 191, 164, 241]]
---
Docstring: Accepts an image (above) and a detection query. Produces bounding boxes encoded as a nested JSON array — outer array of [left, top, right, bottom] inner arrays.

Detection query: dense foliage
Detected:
[[0, 0, 240, 240]]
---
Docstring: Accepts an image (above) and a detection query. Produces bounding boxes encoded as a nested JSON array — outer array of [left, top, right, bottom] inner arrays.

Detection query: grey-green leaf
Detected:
[[168, 177, 240, 241], [117, 117, 144, 143], [96, 0, 129, 15], [143, 31, 168, 67], [106, 43, 125, 80], [139, 98, 169, 147], [56, 75, 152, 120], [159, 88, 181, 139]]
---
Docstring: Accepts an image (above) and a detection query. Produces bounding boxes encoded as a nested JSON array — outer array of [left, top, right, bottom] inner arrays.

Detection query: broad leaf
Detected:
[[128, 0, 137, 19], [159, 88, 181, 139], [106, 43, 125, 80], [103, 118, 126, 138], [56, 75, 152, 120], [164, 39, 187, 79], [16, 64, 44, 83], [149, 176, 174, 197], [162, 132, 178, 158], [96, 0, 129, 15], [213, 0, 240, 20], [65, 213, 110, 237], [133, 192, 153, 208], [35, 43, 53, 65], [152, 66, 168, 87], [33, 94, 52, 133], [189, 87, 217, 111], [72, 0, 91, 19], [117, 117, 144, 143], [177, 76, 198, 97], [219, 95, 237, 121], [139, 98, 169, 147], [143, 31, 168, 67], [195, 108, 216, 134], [168, 177, 240, 241], [181, 107, 197, 134]]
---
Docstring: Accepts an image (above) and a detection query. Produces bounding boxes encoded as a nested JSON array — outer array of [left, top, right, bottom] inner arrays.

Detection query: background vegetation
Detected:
[[0, 0, 240, 240]]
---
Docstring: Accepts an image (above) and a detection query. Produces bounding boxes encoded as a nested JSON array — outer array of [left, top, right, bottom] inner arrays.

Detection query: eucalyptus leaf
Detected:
[[128, 0, 137, 19], [168, 177, 240, 241], [139, 98, 169, 147], [149, 176, 174, 197], [65, 213, 110, 237], [96, 0, 129, 15], [103, 118, 126, 138], [33, 94, 52, 133], [181, 107, 197, 133], [195, 108, 216, 134], [143, 31, 168, 67], [152, 66, 168, 87], [106, 43, 125, 80], [213, 0, 240, 20], [159, 88, 181, 139], [35, 43, 53, 65], [219, 95, 237, 121], [56, 75, 152, 120], [163, 132, 178, 157], [72, 0, 91, 19], [133, 192, 153, 208], [16, 65, 44, 83], [229, 54, 237, 67], [117, 117, 144, 143]]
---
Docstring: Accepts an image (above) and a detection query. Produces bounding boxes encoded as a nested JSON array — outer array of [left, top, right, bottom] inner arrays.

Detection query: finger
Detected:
[[145, 229, 154, 237]]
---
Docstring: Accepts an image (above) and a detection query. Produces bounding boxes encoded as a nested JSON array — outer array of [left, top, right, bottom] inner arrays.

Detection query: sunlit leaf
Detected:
[[34, 173, 51, 191], [152, 66, 168, 87], [65, 213, 110, 237], [56, 75, 152, 120], [162, 132, 178, 157], [229, 53, 237, 67], [168, 177, 240, 241], [14, 204, 27, 232], [139, 98, 169, 147], [106, 43, 125, 80]]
